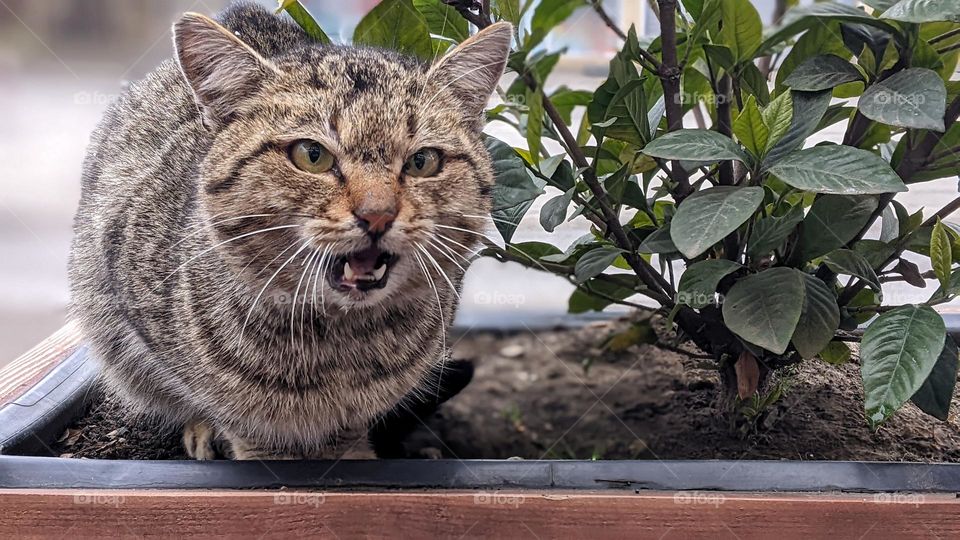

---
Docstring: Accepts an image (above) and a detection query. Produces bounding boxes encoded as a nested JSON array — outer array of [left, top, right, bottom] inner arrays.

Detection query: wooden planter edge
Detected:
[[2, 489, 960, 538]]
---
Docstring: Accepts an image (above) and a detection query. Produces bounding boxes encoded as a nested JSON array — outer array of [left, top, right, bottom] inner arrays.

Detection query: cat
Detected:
[[68, 2, 511, 459]]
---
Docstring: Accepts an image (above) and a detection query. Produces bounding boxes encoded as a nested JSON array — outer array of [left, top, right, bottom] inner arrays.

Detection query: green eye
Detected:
[[290, 140, 335, 174], [404, 148, 441, 177]]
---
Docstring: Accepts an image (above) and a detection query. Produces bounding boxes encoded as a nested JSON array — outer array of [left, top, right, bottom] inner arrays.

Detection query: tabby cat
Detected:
[[69, 2, 511, 459]]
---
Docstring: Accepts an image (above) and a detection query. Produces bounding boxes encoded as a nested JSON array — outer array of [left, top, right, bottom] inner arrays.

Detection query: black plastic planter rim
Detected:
[[4, 319, 960, 493]]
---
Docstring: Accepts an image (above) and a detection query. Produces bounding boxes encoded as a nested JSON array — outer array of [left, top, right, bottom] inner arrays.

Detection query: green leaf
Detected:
[[486, 137, 545, 211], [506, 241, 563, 261], [930, 268, 960, 303], [278, 0, 332, 43], [492, 0, 523, 24], [822, 249, 882, 291], [733, 95, 769, 157], [820, 341, 852, 365], [768, 145, 907, 194], [493, 199, 535, 243], [723, 267, 806, 354], [882, 0, 960, 23], [774, 22, 849, 91], [718, 0, 763, 62], [526, 0, 586, 49], [587, 73, 647, 146], [764, 90, 832, 166], [550, 88, 593, 124], [677, 259, 742, 309], [931, 218, 953, 290], [795, 195, 879, 262], [539, 189, 574, 232], [783, 54, 864, 92], [739, 62, 771, 106], [910, 335, 959, 421], [643, 129, 751, 164], [526, 88, 544, 164], [574, 246, 624, 283], [670, 187, 764, 259], [354, 0, 434, 59], [761, 92, 793, 152], [637, 224, 679, 254], [569, 275, 638, 313], [858, 68, 947, 131], [747, 204, 804, 258], [792, 274, 841, 359], [413, 0, 470, 43], [861, 305, 946, 427], [760, 3, 899, 55]]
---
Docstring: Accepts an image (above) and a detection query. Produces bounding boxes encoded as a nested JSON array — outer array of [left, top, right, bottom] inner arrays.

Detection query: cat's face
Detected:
[[174, 14, 511, 310]]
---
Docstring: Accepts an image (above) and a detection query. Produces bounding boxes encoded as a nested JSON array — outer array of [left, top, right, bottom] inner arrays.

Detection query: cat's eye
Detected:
[[404, 148, 441, 178], [289, 140, 335, 174]]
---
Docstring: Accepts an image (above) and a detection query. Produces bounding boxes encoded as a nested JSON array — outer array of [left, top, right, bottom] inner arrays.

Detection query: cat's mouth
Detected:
[[328, 246, 398, 292]]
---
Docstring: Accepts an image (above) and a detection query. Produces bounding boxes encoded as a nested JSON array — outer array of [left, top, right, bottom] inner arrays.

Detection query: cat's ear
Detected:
[[173, 12, 280, 126], [427, 22, 512, 119]]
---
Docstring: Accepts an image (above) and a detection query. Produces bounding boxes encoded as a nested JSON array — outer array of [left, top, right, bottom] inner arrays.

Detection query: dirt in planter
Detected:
[[49, 316, 960, 461]]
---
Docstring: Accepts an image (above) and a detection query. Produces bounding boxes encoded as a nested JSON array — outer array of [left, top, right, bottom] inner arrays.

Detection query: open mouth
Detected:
[[328, 246, 397, 292]]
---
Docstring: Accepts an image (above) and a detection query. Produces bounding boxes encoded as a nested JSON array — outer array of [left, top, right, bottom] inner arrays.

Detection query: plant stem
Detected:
[[713, 74, 740, 260], [937, 42, 960, 55], [656, 0, 692, 200], [931, 28, 960, 45], [450, 0, 743, 359], [590, 1, 627, 41]]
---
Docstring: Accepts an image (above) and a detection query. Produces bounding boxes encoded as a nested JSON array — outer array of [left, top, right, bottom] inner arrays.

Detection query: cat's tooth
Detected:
[[344, 262, 355, 280], [372, 265, 387, 280]]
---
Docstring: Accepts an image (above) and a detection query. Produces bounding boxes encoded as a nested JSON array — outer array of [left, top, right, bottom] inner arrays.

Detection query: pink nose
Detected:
[[354, 211, 396, 235]]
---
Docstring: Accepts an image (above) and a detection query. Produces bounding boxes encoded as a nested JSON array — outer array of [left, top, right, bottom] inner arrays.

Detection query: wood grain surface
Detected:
[[2, 489, 959, 539], [0, 322, 80, 405]]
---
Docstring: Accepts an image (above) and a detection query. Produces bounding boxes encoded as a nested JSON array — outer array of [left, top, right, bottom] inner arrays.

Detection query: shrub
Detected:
[[286, 0, 960, 428]]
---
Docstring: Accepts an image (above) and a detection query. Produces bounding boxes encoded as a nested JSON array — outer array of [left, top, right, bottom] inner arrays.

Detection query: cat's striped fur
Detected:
[[69, 2, 510, 459]]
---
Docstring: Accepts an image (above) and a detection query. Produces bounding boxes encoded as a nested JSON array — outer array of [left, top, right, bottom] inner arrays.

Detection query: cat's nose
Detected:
[[354, 210, 396, 239]]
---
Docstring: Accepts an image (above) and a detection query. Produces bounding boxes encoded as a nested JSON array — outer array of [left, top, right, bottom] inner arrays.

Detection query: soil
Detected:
[[49, 316, 960, 461]]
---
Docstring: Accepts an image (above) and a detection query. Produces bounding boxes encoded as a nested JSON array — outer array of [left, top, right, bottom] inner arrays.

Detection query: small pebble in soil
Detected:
[[499, 344, 525, 358]]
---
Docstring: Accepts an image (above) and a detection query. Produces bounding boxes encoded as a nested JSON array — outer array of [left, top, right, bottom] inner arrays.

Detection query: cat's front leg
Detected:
[[222, 428, 376, 460], [182, 419, 218, 460]]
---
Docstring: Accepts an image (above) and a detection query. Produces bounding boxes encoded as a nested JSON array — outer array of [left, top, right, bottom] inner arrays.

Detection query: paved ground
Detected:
[[0, 68, 957, 365]]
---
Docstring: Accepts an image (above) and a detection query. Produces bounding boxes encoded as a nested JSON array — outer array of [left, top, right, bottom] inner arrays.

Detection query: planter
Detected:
[[4, 318, 960, 537]]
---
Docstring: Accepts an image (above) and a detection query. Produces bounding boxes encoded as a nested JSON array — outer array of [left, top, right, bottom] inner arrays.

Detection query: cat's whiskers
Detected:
[[155, 224, 305, 291], [251, 237, 307, 279], [316, 243, 337, 317], [415, 242, 460, 300], [434, 224, 502, 249], [461, 213, 524, 228], [238, 239, 313, 352], [424, 236, 468, 272], [167, 213, 283, 253], [432, 232, 482, 260], [412, 250, 446, 402], [292, 248, 322, 359]]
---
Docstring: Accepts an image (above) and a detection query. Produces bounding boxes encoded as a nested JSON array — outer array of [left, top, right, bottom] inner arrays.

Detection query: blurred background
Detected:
[[0, 0, 931, 365]]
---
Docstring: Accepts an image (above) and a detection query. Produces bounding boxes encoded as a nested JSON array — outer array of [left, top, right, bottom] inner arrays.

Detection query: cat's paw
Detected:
[[183, 420, 217, 460]]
